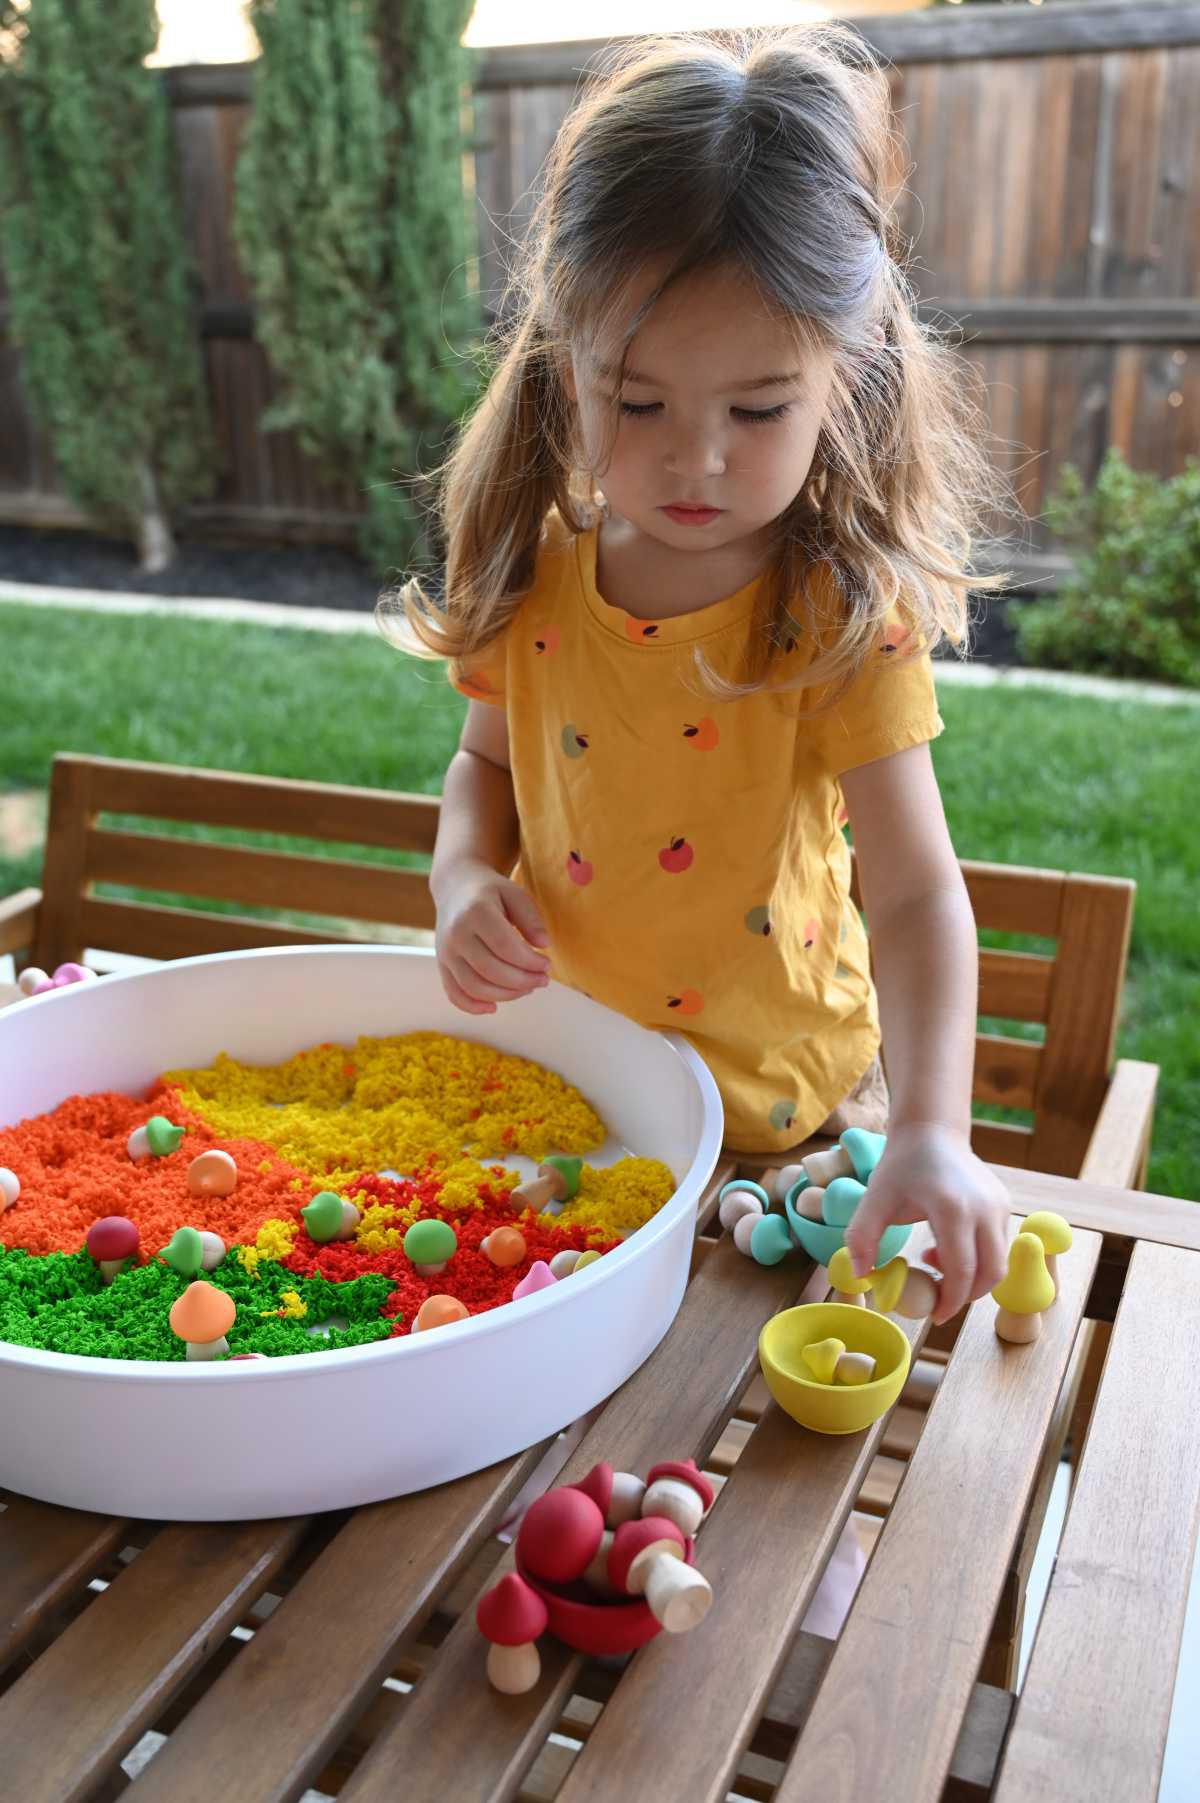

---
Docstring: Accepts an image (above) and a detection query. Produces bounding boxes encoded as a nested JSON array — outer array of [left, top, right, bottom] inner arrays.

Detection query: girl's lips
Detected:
[[662, 504, 723, 523]]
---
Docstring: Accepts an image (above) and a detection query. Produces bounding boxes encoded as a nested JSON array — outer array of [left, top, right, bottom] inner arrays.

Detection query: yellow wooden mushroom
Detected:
[[1019, 1211, 1073, 1299], [828, 1247, 938, 1319], [801, 1336, 846, 1384], [827, 1246, 870, 1305], [991, 1233, 1056, 1343]]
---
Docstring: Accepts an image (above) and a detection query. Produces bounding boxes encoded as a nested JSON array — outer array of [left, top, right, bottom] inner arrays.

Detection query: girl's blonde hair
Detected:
[[380, 21, 1020, 700]]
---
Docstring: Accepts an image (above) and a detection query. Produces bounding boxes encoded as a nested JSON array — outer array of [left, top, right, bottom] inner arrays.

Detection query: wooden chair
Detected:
[[1, 751, 1159, 1688]]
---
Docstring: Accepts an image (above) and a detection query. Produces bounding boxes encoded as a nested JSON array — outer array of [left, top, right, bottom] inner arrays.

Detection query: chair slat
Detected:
[[972, 1121, 1032, 1167], [994, 1241, 1200, 1803], [68, 754, 441, 853], [126, 1448, 550, 1803], [1028, 874, 1134, 1176], [80, 895, 359, 958], [775, 1223, 1101, 1803], [86, 828, 436, 930], [1078, 1059, 1158, 1188], [972, 1032, 1041, 1111], [0, 1517, 307, 1803], [960, 860, 1063, 938], [337, 1239, 825, 1803], [0, 1497, 128, 1671], [979, 949, 1054, 1022], [0, 886, 41, 958], [35, 758, 96, 969], [553, 1252, 934, 1803]]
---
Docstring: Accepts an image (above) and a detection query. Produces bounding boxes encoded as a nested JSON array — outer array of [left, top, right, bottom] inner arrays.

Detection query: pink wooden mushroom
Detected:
[[86, 1216, 140, 1284]]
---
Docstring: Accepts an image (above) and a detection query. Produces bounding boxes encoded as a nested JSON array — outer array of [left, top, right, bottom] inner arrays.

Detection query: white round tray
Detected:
[[0, 945, 723, 1519]]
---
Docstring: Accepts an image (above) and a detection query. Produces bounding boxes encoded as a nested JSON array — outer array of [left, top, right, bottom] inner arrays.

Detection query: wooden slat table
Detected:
[[2, 1160, 1198, 1803]]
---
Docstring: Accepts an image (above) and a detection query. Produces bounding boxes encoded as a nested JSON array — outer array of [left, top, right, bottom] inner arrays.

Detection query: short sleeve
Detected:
[[813, 618, 945, 776], [448, 634, 508, 707]]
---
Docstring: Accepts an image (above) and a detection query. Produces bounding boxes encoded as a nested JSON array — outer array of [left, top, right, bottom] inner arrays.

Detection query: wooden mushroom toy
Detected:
[[608, 1516, 713, 1633], [802, 1337, 846, 1384], [513, 1259, 557, 1300], [126, 1115, 185, 1162], [187, 1149, 238, 1197], [169, 1280, 236, 1360], [828, 1247, 940, 1319], [301, 1190, 360, 1243], [517, 1487, 605, 1585], [1019, 1211, 1072, 1299], [86, 1216, 140, 1284], [826, 1246, 870, 1308], [991, 1232, 1056, 1343], [511, 1153, 583, 1215], [717, 1178, 768, 1232], [403, 1219, 457, 1276], [480, 1225, 527, 1269], [413, 1294, 469, 1332], [802, 1126, 887, 1189], [641, 1460, 714, 1537], [476, 1573, 548, 1694], [0, 1166, 19, 1213]]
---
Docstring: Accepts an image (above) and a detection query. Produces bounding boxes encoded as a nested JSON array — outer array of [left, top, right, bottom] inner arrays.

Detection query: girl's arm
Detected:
[[838, 742, 1011, 1323], [430, 700, 551, 1014]]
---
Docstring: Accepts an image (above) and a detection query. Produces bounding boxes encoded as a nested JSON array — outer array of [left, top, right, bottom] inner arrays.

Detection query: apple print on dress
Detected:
[[682, 718, 719, 750], [566, 850, 594, 886], [666, 989, 704, 1015], [456, 671, 495, 701], [561, 725, 589, 758], [802, 917, 820, 950], [881, 621, 915, 656], [769, 1100, 797, 1133], [744, 905, 771, 936], [623, 615, 660, 643], [534, 625, 561, 654], [658, 837, 694, 874]]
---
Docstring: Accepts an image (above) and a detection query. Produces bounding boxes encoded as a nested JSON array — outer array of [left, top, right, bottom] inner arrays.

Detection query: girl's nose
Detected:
[[665, 429, 725, 479]]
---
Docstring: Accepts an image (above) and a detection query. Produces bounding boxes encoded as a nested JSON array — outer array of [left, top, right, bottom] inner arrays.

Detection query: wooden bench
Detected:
[[0, 751, 1170, 1763]]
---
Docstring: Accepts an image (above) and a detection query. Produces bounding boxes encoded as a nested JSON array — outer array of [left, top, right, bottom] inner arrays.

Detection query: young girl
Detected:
[[383, 22, 1015, 1327]]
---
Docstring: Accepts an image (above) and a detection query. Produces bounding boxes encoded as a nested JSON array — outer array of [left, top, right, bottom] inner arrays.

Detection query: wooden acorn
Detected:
[[511, 1153, 583, 1214]]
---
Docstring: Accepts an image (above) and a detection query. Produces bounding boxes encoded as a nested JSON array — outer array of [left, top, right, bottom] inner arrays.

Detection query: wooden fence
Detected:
[[0, 0, 1196, 579]]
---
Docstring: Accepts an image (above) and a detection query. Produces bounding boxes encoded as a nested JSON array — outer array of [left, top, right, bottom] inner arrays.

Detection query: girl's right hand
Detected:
[[434, 863, 552, 1015]]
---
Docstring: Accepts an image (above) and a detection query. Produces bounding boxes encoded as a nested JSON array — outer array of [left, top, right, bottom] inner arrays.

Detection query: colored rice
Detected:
[[0, 1032, 676, 1360]]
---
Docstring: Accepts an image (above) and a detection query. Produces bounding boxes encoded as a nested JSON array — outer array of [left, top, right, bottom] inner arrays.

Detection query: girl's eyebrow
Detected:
[[594, 361, 802, 392]]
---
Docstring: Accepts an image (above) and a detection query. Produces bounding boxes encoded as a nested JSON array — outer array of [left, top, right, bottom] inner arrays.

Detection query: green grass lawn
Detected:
[[1, 600, 1196, 1199]]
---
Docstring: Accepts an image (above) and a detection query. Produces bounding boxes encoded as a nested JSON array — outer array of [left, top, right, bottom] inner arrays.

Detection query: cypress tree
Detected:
[[0, 0, 215, 571], [235, 0, 482, 573]]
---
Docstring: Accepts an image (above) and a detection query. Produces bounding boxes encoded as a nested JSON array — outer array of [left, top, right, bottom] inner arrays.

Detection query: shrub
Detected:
[[1015, 449, 1200, 687]]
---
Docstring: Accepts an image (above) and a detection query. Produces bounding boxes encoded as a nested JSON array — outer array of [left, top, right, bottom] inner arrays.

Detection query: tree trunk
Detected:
[[135, 460, 176, 573]]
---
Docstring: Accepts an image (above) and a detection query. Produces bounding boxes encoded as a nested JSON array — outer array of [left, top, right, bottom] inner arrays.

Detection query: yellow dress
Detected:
[[449, 508, 944, 1152]]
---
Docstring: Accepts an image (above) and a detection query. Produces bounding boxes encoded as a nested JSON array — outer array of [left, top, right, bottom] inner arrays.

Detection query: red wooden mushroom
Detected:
[[476, 1573, 548, 1694], [608, 1515, 713, 1633], [516, 1487, 605, 1586], [85, 1216, 140, 1284], [642, 1459, 714, 1537]]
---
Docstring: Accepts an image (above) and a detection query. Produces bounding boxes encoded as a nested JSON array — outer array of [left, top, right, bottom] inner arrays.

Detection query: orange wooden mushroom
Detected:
[[168, 1281, 237, 1361]]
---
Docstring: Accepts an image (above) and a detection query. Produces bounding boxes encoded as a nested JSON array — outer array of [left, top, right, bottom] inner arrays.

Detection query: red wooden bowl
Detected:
[[514, 1537, 696, 1657]]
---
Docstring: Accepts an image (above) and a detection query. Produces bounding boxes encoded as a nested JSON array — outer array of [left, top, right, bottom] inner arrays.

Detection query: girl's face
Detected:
[[564, 263, 835, 558]]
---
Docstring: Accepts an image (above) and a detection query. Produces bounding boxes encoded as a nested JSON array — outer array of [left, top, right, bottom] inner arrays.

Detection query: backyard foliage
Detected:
[[235, 0, 483, 574], [1016, 449, 1200, 688], [0, 0, 214, 571]]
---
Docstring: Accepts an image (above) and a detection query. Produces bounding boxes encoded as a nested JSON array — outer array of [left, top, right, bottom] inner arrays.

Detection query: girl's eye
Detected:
[[618, 401, 791, 425]]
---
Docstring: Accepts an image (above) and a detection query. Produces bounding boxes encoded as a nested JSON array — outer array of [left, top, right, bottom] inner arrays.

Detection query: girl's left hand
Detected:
[[843, 1123, 1012, 1326]]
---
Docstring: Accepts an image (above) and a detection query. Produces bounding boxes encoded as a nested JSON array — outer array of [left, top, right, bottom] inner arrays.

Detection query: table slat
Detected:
[[776, 1222, 1101, 1803], [994, 1239, 1200, 1803], [554, 1262, 933, 1803], [0, 1518, 306, 1803], [126, 1447, 549, 1803], [339, 1236, 824, 1802], [0, 1497, 128, 1671]]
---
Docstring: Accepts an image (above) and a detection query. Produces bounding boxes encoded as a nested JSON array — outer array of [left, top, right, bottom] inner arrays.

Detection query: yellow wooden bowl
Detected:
[[759, 1302, 911, 1435]]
